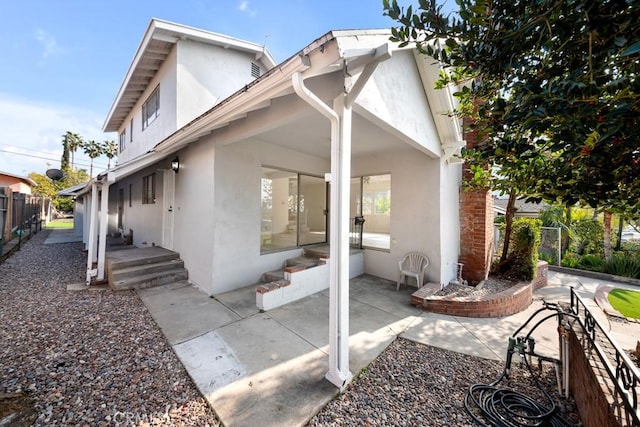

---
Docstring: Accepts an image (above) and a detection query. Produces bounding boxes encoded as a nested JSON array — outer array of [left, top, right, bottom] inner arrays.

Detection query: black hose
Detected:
[[464, 303, 576, 426], [464, 357, 571, 426]]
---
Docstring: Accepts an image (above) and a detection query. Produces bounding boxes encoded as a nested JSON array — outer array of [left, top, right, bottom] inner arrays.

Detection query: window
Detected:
[[142, 85, 160, 130], [119, 130, 126, 152], [128, 183, 132, 207], [142, 173, 156, 204], [360, 174, 391, 250], [130, 118, 133, 142], [260, 166, 328, 252], [251, 62, 261, 78]]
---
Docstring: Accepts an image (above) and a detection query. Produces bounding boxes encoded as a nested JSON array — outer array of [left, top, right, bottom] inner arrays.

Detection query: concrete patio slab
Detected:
[[401, 313, 501, 360], [138, 283, 241, 345], [213, 284, 261, 318], [134, 270, 640, 427], [215, 313, 321, 374], [210, 347, 334, 427], [173, 331, 246, 394]]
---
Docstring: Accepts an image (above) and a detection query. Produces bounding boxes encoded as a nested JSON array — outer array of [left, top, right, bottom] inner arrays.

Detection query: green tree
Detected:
[[67, 132, 83, 170], [103, 140, 117, 169], [82, 139, 103, 177], [384, 0, 640, 262], [384, 0, 640, 210], [60, 133, 71, 173]]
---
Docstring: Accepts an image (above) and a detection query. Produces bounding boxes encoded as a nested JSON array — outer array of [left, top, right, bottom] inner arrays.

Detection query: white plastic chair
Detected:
[[397, 252, 430, 291]]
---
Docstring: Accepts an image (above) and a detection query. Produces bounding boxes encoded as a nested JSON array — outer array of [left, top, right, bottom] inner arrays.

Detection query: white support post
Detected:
[[85, 182, 99, 285], [97, 180, 110, 281], [325, 94, 353, 389]]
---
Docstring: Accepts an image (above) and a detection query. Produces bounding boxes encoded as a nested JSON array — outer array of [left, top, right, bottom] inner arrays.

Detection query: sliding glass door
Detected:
[[261, 167, 327, 252]]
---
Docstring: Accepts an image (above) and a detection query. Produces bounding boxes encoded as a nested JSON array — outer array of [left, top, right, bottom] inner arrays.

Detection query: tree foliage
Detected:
[[29, 168, 90, 212], [384, 0, 640, 214]]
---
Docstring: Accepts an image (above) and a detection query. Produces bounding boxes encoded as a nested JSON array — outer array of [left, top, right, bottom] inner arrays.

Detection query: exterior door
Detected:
[[162, 170, 175, 250], [298, 174, 327, 246]]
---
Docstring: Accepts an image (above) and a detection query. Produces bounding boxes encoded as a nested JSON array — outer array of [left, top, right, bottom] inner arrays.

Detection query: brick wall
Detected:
[[416, 262, 548, 318], [567, 326, 619, 427], [458, 122, 494, 284], [459, 187, 494, 284]]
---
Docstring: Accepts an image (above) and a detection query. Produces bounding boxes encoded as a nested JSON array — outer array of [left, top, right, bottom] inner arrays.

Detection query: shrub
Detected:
[[579, 254, 605, 272], [492, 218, 542, 281], [561, 253, 580, 269], [570, 220, 604, 256], [538, 250, 557, 265], [606, 253, 640, 279]]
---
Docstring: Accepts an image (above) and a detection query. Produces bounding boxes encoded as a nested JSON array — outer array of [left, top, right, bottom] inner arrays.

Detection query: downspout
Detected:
[[292, 72, 353, 389]]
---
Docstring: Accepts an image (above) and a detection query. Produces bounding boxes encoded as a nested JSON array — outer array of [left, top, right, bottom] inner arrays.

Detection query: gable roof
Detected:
[[0, 171, 36, 187], [103, 18, 277, 133]]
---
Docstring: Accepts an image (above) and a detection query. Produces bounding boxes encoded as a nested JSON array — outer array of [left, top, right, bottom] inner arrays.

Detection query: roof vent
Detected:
[[251, 62, 261, 78]]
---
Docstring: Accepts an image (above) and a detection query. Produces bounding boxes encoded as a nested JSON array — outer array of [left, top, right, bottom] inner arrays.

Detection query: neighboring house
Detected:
[[493, 196, 548, 219], [0, 171, 36, 195], [58, 182, 89, 237], [80, 19, 478, 387]]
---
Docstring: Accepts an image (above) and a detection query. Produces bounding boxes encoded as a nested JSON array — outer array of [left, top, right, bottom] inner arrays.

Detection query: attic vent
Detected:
[[251, 62, 261, 78]]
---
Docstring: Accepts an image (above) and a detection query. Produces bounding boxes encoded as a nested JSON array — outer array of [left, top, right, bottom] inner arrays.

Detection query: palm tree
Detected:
[[82, 139, 103, 177], [103, 140, 117, 169], [68, 132, 83, 170]]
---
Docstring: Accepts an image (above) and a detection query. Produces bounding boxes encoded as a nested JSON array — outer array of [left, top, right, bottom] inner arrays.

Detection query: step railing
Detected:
[[569, 287, 640, 426]]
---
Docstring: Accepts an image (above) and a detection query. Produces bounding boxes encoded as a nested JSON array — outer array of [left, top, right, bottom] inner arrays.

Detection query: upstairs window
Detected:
[[130, 118, 133, 142], [119, 130, 126, 152], [142, 173, 156, 204], [142, 85, 160, 130], [251, 62, 261, 78]]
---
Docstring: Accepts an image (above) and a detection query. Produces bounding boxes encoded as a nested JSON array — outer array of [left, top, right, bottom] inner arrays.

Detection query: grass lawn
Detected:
[[608, 288, 640, 319], [45, 219, 74, 229]]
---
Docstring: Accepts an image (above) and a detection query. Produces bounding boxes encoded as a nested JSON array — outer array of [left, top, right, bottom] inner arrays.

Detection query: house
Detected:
[[80, 19, 489, 387], [0, 171, 36, 195], [493, 196, 548, 218]]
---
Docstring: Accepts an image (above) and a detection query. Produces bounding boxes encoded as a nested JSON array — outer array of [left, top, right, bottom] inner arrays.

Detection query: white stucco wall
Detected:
[[108, 164, 166, 248], [438, 160, 462, 285], [170, 140, 215, 291], [176, 40, 264, 129], [352, 149, 459, 286], [117, 47, 178, 164], [208, 138, 330, 294], [355, 50, 441, 158]]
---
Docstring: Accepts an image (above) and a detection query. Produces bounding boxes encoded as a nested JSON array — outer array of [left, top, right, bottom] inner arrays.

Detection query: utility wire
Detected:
[[0, 148, 109, 169]]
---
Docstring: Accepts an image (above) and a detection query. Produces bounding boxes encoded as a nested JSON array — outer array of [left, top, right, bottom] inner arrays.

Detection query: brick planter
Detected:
[[414, 261, 548, 318]]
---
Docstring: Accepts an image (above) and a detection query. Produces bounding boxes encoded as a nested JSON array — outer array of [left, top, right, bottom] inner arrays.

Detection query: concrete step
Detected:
[[285, 256, 322, 268], [111, 268, 189, 291], [303, 247, 328, 259], [262, 269, 285, 283], [106, 247, 180, 272], [109, 259, 185, 283]]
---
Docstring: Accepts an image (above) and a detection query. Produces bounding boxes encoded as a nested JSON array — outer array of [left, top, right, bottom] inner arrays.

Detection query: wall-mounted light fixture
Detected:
[[171, 156, 180, 173]]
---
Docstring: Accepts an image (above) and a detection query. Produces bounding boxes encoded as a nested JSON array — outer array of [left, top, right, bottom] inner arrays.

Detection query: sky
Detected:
[[0, 0, 451, 179]]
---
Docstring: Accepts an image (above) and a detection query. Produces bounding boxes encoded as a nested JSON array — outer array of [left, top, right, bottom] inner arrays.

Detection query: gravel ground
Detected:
[[0, 231, 220, 426], [309, 339, 580, 426]]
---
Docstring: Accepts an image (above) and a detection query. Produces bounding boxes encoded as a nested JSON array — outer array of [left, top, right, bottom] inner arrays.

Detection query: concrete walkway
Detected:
[[137, 271, 640, 427], [43, 228, 83, 244]]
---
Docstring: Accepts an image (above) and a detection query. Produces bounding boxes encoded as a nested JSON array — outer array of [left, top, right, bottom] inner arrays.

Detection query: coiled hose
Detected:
[[464, 303, 576, 426]]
